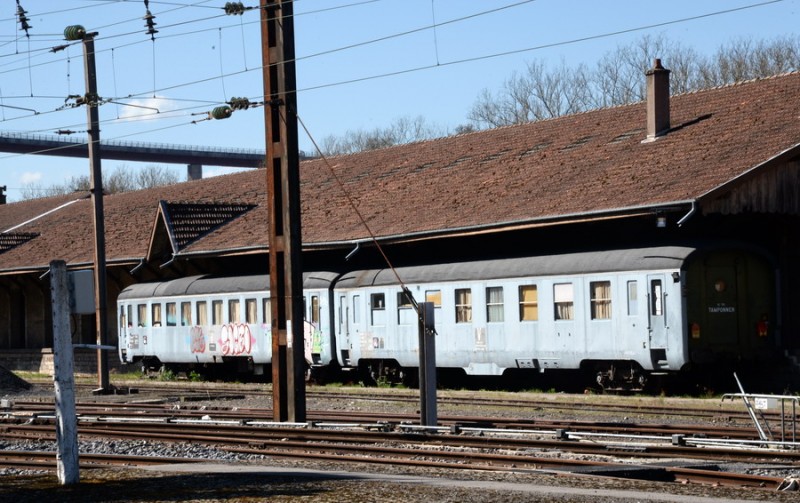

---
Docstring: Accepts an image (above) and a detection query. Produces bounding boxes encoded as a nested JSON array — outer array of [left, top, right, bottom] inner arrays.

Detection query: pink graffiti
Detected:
[[190, 326, 206, 353], [219, 323, 255, 356]]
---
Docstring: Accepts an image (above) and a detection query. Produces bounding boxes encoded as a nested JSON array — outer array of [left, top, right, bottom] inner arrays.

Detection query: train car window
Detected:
[[151, 303, 162, 327], [166, 302, 177, 326], [181, 302, 192, 326], [212, 300, 223, 324], [650, 280, 663, 316], [425, 290, 441, 307], [455, 288, 472, 323], [519, 285, 538, 321], [229, 299, 241, 323], [486, 287, 504, 322], [353, 295, 361, 323], [246, 299, 257, 324], [119, 307, 126, 329], [311, 295, 320, 325], [554, 283, 574, 320], [127, 305, 133, 328], [370, 293, 385, 326], [627, 281, 638, 316], [262, 298, 271, 324], [197, 301, 208, 326], [397, 291, 415, 325], [590, 281, 611, 320]]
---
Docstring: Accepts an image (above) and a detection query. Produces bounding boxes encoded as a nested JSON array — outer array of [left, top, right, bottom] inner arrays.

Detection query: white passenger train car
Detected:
[[117, 273, 338, 377], [332, 245, 774, 389], [117, 244, 775, 389]]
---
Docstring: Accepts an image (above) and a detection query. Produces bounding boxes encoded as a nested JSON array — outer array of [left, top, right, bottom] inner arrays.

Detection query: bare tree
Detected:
[[133, 165, 180, 190], [19, 164, 179, 201], [468, 34, 799, 129], [591, 34, 700, 107], [318, 116, 444, 156], [694, 35, 800, 88], [469, 60, 592, 128]]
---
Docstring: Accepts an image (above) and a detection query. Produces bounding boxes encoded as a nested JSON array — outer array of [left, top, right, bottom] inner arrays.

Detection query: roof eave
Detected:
[[697, 142, 800, 203], [172, 201, 695, 258], [0, 257, 145, 277]]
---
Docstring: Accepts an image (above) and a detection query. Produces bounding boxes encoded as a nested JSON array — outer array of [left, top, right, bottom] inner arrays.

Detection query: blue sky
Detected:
[[0, 0, 797, 202]]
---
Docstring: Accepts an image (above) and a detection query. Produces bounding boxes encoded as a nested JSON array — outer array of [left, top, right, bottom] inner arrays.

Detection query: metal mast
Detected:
[[260, 0, 305, 422]]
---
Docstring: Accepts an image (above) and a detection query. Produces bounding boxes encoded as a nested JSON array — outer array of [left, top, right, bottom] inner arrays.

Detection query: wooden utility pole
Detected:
[[260, 0, 305, 422], [65, 26, 110, 392]]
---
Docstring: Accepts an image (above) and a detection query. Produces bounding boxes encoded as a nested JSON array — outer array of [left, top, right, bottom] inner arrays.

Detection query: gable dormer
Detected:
[[146, 201, 256, 265]]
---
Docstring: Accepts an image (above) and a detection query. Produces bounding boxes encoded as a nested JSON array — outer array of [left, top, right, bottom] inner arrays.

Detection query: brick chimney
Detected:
[[645, 58, 670, 141]]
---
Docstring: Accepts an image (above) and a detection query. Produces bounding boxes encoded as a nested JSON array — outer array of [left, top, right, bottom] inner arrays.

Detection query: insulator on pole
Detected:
[[64, 25, 86, 41], [224, 2, 246, 15], [229, 97, 252, 110], [16, 1, 32, 36], [144, 9, 158, 40], [210, 106, 233, 120]]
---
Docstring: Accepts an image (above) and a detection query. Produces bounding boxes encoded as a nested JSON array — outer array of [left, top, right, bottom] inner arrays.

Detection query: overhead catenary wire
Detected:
[[430, 0, 439, 66], [0, 0, 780, 102], [48, 0, 791, 105], [0, 0, 789, 159], [292, 107, 412, 303], [0, 0, 534, 83]]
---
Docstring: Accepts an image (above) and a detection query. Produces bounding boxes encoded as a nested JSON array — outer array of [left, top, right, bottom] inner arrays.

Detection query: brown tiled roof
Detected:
[[0, 192, 87, 233], [1, 72, 799, 272]]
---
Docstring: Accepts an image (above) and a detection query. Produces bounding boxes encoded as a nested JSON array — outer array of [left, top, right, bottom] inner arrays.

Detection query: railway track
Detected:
[[2, 418, 796, 491], [5, 391, 797, 444], [17, 379, 799, 427], [5, 381, 799, 493], [2, 403, 799, 492], [0, 450, 204, 471]]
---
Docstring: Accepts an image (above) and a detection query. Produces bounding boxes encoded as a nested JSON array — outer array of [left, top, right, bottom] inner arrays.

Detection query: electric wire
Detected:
[[292, 107, 412, 303], [430, 0, 439, 66], [218, 28, 227, 100], [24, 1, 552, 107], [294, 0, 788, 94], [47, 0, 784, 107], [0, 1, 790, 146]]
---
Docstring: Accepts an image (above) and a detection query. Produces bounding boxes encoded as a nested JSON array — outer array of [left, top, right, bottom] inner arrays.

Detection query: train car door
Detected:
[[702, 263, 740, 350], [647, 275, 668, 349], [337, 293, 360, 367], [336, 294, 348, 365]]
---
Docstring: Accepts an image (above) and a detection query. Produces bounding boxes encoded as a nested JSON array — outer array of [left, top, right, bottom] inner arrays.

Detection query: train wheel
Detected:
[[400, 368, 419, 388]]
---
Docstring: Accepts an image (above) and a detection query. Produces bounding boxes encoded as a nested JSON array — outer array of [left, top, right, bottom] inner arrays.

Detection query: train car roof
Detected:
[[336, 246, 697, 288], [118, 271, 340, 300]]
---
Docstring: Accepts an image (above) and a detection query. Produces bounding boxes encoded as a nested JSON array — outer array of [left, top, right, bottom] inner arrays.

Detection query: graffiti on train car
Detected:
[[190, 326, 205, 353], [220, 323, 255, 356]]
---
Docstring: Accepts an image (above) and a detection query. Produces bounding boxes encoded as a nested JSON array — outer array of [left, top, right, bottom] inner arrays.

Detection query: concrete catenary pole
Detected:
[[418, 302, 437, 426], [50, 260, 80, 485]]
